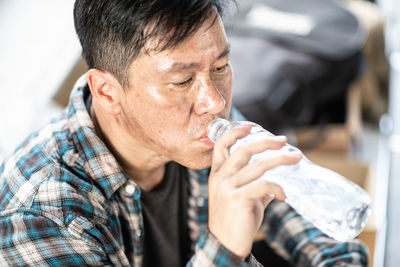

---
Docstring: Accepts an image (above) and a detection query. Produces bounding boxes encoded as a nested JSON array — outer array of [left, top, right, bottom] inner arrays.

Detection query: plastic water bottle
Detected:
[[208, 118, 372, 241]]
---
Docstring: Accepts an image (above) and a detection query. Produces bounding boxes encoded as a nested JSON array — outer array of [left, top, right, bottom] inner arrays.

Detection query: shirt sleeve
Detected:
[[261, 200, 369, 266], [0, 212, 112, 267], [187, 229, 262, 267]]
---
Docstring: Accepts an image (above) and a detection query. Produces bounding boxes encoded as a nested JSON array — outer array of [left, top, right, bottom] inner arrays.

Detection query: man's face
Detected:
[[118, 15, 233, 170]]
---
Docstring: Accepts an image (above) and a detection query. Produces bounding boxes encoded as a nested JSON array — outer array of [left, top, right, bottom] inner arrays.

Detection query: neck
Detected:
[[90, 101, 168, 191]]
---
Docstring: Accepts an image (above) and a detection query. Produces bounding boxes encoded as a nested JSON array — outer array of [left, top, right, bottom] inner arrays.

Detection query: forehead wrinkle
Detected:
[[159, 61, 204, 74], [156, 43, 231, 75]]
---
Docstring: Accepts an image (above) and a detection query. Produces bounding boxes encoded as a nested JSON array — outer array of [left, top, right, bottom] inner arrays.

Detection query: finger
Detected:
[[232, 152, 302, 187], [238, 180, 286, 203], [216, 135, 288, 178], [261, 193, 276, 208], [211, 125, 252, 173]]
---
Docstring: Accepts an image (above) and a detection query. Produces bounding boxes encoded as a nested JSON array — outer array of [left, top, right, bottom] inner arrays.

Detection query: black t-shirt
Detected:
[[141, 161, 192, 267]]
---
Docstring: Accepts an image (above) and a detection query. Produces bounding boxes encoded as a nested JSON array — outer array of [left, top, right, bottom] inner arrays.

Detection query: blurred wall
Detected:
[[0, 0, 82, 161]]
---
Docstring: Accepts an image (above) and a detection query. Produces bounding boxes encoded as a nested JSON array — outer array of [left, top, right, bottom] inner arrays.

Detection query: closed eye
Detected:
[[214, 64, 229, 73], [176, 77, 193, 87]]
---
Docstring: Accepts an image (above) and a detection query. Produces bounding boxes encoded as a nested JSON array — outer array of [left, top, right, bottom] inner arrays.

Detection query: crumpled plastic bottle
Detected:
[[208, 118, 371, 241]]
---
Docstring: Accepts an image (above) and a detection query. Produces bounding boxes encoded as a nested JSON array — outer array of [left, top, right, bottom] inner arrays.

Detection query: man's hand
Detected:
[[208, 125, 302, 260]]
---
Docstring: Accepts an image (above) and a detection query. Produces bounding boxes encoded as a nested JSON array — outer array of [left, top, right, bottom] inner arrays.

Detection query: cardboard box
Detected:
[[294, 124, 351, 152], [53, 57, 87, 107]]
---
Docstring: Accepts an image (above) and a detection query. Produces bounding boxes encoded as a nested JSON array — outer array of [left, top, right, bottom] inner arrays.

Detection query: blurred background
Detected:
[[0, 0, 398, 266]]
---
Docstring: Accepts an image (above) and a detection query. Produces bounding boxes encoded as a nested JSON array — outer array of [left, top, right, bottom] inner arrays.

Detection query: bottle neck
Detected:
[[208, 118, 231, 143]]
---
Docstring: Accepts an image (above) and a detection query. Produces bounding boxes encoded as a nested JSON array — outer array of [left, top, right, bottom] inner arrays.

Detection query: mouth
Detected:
[[199, 135, 215, 146], [196, 117, 226, 146]]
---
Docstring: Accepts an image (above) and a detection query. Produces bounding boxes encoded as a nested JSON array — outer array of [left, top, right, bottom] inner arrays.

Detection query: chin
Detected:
[[188, 162, 212, 171], [177, 152, 212, 170]]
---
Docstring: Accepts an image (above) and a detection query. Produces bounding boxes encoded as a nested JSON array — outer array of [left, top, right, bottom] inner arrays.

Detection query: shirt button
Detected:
[[196, 197, 205, 207], [135, 229, 142, 237], [125, 184, 136, 195]]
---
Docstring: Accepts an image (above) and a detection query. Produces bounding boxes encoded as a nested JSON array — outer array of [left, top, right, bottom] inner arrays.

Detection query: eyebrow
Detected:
[[217, 43, 231, 60], [162, 43, 231, 73]]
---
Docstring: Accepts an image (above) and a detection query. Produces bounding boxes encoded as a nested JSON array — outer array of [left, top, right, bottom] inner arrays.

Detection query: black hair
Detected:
[[74, 0, 234, 88]]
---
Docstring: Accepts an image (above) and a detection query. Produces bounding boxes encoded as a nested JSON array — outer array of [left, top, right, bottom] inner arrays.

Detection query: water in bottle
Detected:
[[208, 118, 372, 241]]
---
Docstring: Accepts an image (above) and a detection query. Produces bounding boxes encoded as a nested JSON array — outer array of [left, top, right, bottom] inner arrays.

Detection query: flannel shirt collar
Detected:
[[66, 74, 131, 199]]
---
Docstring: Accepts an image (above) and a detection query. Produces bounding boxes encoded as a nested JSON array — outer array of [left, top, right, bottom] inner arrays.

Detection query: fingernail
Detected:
[[269, 193, 275, 199], [289, 151, 302, 158], [275, 135, 286, 141]]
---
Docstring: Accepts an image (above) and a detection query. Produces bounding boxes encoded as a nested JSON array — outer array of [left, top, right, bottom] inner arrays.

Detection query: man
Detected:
[[0, 0, 368, 266]]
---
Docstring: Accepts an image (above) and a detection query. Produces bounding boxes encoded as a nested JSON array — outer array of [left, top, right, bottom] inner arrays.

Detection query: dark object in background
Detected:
[[226, 0, 366, 134]]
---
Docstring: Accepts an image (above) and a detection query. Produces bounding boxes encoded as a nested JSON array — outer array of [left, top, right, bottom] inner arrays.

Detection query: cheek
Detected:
[[214, 70, 233, 108], [134, 85, 187, 115], [129, 90, 192, 137], [224, 73, 233, 100]]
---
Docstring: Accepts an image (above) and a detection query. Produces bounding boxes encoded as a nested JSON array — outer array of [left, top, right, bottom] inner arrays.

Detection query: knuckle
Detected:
[[279, 153, 296, 163], [253, 160, 268, 172], [214, 140, 226, 151], [236, 144, 254, 157], [260, 137, 282, 148], [229, 190, 239, 199], [219, 179, 230, 188], [260, 179, 273, 189], [218, 178, 235, 192]]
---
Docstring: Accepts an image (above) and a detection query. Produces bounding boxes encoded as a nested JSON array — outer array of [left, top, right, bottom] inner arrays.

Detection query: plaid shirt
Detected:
[[0, 75, 368, 266]]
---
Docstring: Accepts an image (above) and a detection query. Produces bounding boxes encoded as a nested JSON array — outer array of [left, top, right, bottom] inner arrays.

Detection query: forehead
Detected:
[[182, 15, 227, 51], [136, 15, 228, 68]]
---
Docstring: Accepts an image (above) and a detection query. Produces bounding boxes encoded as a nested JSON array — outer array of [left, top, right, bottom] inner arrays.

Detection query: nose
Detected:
[[193, 78, 226, 115]]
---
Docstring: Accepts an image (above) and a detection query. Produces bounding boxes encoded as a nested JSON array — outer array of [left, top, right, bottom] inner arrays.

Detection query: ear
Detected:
[[86, 69, 122, 115]]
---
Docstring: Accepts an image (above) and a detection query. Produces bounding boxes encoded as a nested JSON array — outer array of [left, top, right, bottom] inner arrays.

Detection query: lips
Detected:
[[196, 117, 222, 146], [199, 135, 215, 146]]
